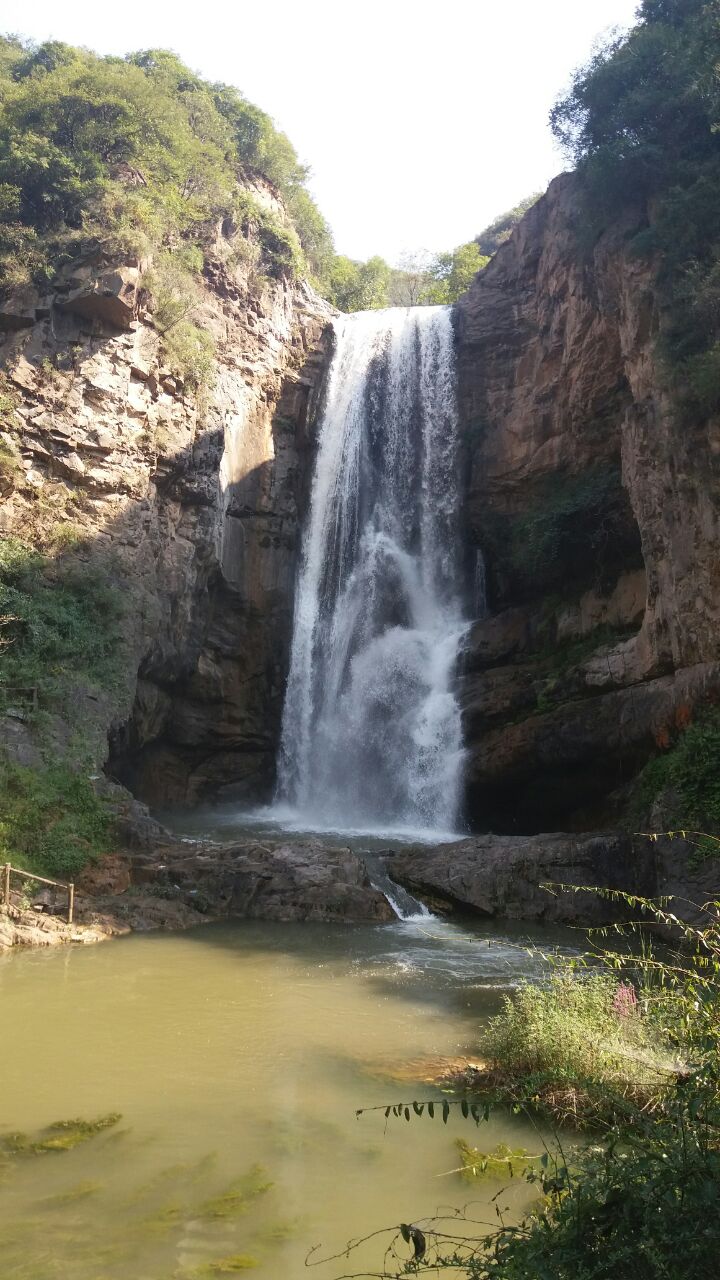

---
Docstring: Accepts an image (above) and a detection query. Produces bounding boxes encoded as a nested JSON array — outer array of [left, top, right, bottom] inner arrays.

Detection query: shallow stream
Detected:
[[1, 916, 576, 1279]]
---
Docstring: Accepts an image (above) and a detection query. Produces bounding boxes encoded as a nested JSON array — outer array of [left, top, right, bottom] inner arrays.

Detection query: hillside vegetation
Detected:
[[0, 37, 333, 291], [0, 34, 539, 313]]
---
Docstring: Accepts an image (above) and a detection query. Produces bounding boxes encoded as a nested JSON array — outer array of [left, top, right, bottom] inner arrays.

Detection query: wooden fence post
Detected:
[[67, 883, 75, 926], [2, 862, 10, 908]]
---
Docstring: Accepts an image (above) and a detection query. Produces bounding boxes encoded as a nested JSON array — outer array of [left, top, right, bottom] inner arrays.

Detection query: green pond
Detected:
[[0, 916, 575, 1279]]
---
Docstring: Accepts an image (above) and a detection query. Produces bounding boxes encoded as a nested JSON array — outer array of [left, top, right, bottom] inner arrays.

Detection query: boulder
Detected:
[[143, 838, 395, 924], [56, 265, 139, 330], [388, 832, 648, 925], [0, 286, 42, 331], [388, 831, 720, 928]]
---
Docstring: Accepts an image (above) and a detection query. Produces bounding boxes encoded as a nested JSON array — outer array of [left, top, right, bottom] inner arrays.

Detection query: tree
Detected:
[[389, 250, 434, 306], [548, 0, 720, 415], [423, 241, 490, 304], [325, 254, 391, 312]]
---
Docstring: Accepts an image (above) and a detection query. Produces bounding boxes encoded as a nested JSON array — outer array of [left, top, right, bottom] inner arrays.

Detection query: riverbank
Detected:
[[0, 835, 394, 950], [4, 821, 719, 951]]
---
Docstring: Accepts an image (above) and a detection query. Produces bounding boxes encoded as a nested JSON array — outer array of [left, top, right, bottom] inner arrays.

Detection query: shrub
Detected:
[[475, 194, 542, 257], [0, 439, 22, 490], [0, 36, 330, 291], [549, 2, 720, 419], [144, 252, 201, 335], [162, 319, 215, 392], [635, 708, 720, 831], [234, 191, 304, 279], [0, 758, 111, 878], [357, 896, 720, 1280], [0, 536, 125, 705], [482, 966, 676, 1109]]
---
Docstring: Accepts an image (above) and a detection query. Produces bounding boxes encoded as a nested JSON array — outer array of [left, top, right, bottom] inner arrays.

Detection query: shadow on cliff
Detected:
[[1, 421, 306, 815]]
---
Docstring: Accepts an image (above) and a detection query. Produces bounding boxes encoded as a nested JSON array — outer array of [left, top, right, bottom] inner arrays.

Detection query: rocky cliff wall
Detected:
[[455, 173, 720, 832], [0, 213, 333, 808]]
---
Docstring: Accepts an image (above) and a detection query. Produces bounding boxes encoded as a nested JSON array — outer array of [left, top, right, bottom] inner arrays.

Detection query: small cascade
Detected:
[[276, 306, 467, 838], [358, 848, 435, 921], [382, 884, 434, 923]]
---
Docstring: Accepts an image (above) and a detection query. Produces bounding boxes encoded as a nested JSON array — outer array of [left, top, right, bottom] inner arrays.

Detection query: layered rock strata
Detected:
[[0, 209, 334, 805], [455, 173, 720, 830], [0, 836, 393, 949]]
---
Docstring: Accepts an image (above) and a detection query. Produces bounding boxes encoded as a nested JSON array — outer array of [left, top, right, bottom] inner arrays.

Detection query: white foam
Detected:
[[275, 306, 468, 835]]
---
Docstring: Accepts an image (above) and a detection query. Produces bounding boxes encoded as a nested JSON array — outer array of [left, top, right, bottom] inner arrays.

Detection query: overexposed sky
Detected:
[[9, 0, 640, 262]]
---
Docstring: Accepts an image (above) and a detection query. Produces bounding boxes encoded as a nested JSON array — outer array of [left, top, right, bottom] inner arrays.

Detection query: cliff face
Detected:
[[455, 173, 720, 832], [4, 171, 719, 838], [0, 208, 333, 808]]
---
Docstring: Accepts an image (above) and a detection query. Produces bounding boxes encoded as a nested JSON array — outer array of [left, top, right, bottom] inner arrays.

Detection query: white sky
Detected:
[[9, 0, 640, 263]]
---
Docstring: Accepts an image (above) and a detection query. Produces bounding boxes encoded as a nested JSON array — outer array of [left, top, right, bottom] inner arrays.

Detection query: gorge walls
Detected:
[[455, 172, 720, 832], [3, 169, 719, 838], [0, 203, 333, 809]]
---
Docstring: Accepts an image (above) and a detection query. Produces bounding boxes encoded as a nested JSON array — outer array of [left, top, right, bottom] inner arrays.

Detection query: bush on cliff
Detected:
[[0, 536, 125, 708], [0, 759, 111, 879], [635, 708, 720, 834]]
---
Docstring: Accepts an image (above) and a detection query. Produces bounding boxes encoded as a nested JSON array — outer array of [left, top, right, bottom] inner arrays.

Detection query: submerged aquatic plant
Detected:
[[0, 1113, 122, 1156], [198, 1165, 273, 1220]]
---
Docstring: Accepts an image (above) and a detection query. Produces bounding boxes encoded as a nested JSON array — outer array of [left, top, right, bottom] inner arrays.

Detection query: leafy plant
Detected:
[[0, 758, 112, 877], [0, 36, 329, 289], [634, 708, 720, 831], [0, 536, 125, 701], [347, 892, 720, 1279]]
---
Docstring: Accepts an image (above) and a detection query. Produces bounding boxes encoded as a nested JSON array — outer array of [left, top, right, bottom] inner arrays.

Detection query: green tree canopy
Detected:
[[325, 254, 391, 312], [0, 35, 333, 286], [423, 241, 490, 304]]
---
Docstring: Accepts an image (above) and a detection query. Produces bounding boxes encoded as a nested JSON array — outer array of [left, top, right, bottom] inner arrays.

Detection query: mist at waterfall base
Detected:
[[269, 305, 468, 843]]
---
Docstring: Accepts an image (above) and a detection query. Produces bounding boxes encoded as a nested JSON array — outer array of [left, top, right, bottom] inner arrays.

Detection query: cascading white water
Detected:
[[276, 306, 467, 837]]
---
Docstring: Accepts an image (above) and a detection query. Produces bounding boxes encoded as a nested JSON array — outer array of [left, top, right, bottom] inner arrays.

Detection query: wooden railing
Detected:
[[1, 863, 75, 924]]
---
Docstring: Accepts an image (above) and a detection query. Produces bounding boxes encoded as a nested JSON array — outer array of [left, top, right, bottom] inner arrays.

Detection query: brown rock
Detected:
[[0, 286, 41, 331], [56, 265, 139, 330], [77, 855, 132, 897], [388, 831, 720, 929]]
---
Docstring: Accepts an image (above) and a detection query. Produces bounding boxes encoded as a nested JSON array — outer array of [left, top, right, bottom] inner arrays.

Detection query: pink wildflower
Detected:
[[612, 981, 638, 1018]]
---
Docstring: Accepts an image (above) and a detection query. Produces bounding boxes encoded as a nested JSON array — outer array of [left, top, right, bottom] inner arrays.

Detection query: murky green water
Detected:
[[0, 917, 574, 1279]]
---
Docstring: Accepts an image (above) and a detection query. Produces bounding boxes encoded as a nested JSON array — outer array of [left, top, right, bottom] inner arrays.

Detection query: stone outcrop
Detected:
[[0, 838, 393, 948], [455, 172, 720, 830], [128, 837, 394, 923], [388, 832, 720, 928], [0, 204, 334, 805]]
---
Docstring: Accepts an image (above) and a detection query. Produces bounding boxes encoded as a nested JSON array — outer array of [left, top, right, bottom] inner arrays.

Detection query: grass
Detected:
[[0, 760, 113, 879], [475, 966, 681, 1126], [0, 536, 125, 703], [633, 707, 720, 835]]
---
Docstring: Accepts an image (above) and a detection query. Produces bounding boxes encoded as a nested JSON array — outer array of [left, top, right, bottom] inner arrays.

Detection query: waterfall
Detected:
[[475, 548, 489, 620], [276, 306, 467, 837]]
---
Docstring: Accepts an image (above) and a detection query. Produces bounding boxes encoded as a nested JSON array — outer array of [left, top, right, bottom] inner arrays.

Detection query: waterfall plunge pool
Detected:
[[0, 916, 578, 1279]]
